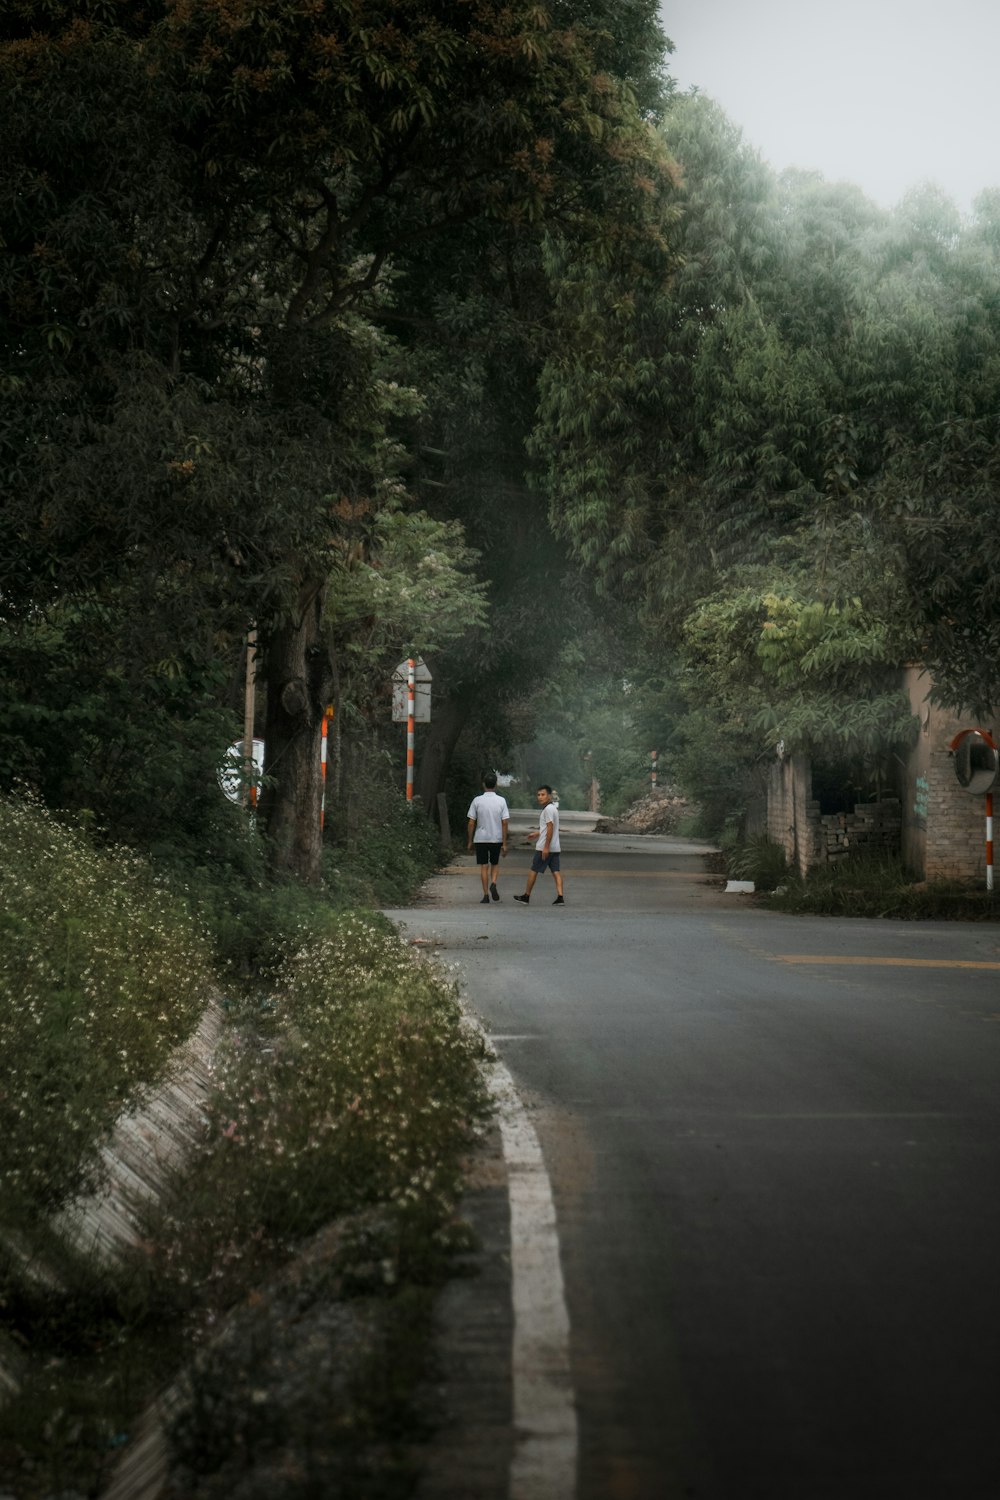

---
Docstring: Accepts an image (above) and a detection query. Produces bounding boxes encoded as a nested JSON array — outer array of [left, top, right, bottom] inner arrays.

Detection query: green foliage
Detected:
[[0, 596, 256, 868], [534, 87, 1000, 811], [767, 855, 1000, 921], [678, 583, 915, 763], [327, 784, 442, 910], [327, 505, 489, 708], [0, 810, 488, 1500], [757, 594, 894, 685], [152, 916, 489, 1259], [164, 1276, 434, 1499], [0, 0, 683, 876], [0, 771, 443, 1225], [750, 690, 916, 760], [652, 579, 916, 836], [666, 702, 760, 837], [349, 509, 488, 654], [162, 777, 442, 980], [0, 796, 211, 1213], [180, 861, 330, 985], [875, 412, 1000, 714], [725, 835, 788, 892], [509, 610, 656, 813]]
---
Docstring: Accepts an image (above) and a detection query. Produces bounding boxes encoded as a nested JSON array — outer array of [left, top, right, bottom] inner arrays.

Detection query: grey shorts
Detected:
[[531, 851, 560, 873]]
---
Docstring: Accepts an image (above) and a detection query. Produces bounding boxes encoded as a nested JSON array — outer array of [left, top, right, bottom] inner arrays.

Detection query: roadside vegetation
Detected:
[[720, 831, 790, 894], [709, 829, 999, 920], [763, 853, 1000, 921], [0, 793, 489, 1499], [0, 795, 212, 1218]]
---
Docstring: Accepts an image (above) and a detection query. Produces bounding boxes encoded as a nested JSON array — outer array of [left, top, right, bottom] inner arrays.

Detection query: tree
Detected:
[[341, 0, 679, 813], [869, 190, 1000, 714], [1, 0, 679, 880], [533, 94, 970, 827], [512, 605, 658, 813], [374, 234, 581, 812]]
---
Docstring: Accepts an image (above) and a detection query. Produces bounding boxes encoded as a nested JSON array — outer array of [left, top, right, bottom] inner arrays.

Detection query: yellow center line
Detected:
[[775, 956, 1000, 970]]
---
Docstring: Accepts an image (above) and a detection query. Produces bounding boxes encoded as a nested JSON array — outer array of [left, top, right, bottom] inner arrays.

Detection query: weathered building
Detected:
[[766, 753, 902, 878], [764, 668, 998, 884], [901, 668, 998, 883]]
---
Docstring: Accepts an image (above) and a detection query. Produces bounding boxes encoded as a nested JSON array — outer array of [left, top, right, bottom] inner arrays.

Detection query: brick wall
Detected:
[[903, 668, 999, 882]]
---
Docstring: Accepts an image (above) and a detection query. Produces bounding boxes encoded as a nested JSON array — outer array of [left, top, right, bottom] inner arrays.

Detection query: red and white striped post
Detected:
[[987, 788, 994, 893], [243, 626, 257, 810], [406, 658, 415, 803], [650, 749, 658, 789], [320, 703, 333, 831]]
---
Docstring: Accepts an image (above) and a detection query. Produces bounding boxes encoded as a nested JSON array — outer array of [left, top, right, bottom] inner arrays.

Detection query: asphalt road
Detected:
[[388, 815, 1000, 1499]]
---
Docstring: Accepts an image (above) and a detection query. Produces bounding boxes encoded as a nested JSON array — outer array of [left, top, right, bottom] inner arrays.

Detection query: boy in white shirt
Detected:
[[466, 772, 510, 903], [513, 785, 564, 905]]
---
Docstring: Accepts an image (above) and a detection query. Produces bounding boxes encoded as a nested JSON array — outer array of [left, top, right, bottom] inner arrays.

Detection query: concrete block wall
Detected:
[[799, 790, 826, 877], [819, 800, 902, 863], [767, 755, 902, 877]]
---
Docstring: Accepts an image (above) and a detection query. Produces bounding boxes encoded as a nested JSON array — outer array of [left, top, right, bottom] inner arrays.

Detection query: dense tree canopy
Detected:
[[1, 0, 677, 874], [5, 6, 1000, 860], [531, 93, 1000, 829]]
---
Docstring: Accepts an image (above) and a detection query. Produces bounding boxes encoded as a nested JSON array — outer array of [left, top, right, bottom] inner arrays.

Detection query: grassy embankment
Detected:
[[0, 793, 490, 1499], [724, 834, 999, 919]]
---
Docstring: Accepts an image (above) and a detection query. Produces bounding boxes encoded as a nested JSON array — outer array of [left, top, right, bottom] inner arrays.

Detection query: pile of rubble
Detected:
[[594, 786, 694, 835]]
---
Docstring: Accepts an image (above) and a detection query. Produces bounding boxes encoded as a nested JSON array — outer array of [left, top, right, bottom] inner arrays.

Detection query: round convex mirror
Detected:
[[953, 731, 1000, 794]]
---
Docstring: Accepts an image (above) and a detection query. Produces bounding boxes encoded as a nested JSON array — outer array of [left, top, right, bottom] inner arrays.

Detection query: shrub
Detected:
[[326, 785, 441, 908], [0, 794, 212, 1212], [726, 834, 788, 892], [767, 853, 1000, 919], [0, 898, 492, 1499], [141, 914, 491, 1311]]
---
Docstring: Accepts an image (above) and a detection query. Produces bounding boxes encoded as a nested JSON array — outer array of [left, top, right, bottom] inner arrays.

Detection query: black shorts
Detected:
[[475, 842, 502, 866]]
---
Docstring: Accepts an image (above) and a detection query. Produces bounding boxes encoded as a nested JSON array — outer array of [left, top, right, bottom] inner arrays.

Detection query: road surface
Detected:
[[388, 813, 1000, 1499]]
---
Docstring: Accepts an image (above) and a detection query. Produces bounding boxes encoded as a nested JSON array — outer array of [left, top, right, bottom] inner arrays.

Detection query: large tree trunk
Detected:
[[259, 582, 332, 883], [413, 683, 474, 814]]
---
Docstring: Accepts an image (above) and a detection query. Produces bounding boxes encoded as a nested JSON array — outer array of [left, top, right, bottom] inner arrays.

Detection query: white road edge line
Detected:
[[486, 1053, 578, 1500]]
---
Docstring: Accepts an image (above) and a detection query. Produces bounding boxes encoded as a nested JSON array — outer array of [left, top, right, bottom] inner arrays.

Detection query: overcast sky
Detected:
[[658, 0, 1000, 215]]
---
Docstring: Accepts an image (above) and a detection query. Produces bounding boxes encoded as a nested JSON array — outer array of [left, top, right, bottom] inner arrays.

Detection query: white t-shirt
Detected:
[[467, 790, 510, 842], [535, 802, 560, 853]]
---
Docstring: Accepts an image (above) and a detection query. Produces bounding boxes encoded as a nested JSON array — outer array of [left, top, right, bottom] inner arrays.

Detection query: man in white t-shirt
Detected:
[[513, 785, 564, 906], [467, 772, 510, 904]]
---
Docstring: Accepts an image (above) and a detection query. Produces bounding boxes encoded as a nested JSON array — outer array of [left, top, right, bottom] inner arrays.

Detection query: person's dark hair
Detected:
[[483, 772, 498, 789], [537, 784, 553, 795]]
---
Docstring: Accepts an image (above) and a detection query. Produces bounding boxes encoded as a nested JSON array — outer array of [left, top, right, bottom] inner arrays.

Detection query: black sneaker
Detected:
[[490, 882, 499, 902], [513, 893, 530, 904], [480, 894, 490, 904], [552, 896, 565, 905]]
